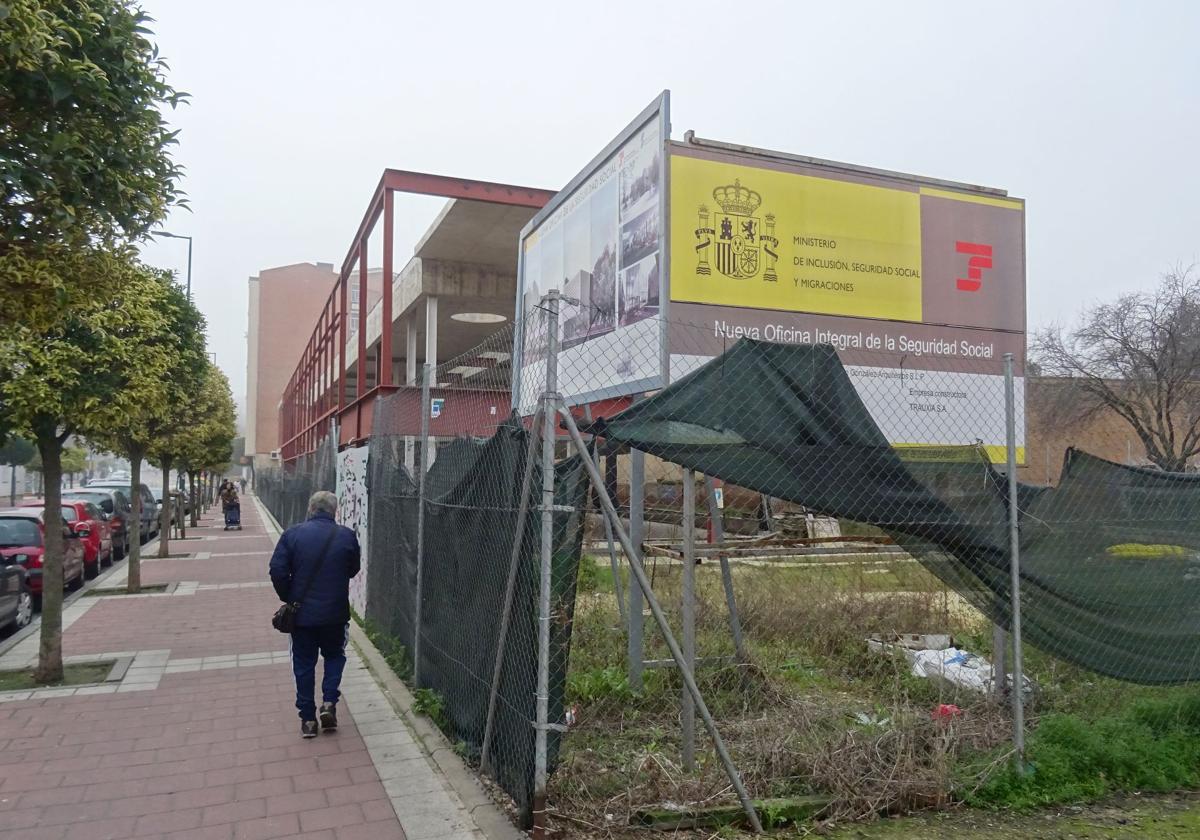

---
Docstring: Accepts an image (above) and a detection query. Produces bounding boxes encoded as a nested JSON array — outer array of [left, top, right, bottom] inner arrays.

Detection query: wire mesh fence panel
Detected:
[[542, 311, 1200, 829], [258, 433, 338, 529], [265, 298, 1200, 834], [362, 318, 589, 827]]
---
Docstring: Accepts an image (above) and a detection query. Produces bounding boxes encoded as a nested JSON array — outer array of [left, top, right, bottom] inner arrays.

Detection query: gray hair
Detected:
[[307, 490, 338, 517]]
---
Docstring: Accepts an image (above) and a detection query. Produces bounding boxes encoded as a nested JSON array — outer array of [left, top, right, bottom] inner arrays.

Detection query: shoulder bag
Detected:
[[272, 522, 338, 634]]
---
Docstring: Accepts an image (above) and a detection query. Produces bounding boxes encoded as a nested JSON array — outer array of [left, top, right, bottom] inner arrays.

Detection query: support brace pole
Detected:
[[559, 406, 764, 834]]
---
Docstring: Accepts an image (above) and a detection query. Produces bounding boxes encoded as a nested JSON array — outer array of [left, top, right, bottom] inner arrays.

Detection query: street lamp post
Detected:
[[157, 231, 193, 299]]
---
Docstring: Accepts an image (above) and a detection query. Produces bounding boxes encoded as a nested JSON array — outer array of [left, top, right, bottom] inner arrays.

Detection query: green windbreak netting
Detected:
[[593, 338, 1200, 684], [365, 420, 589, 824]]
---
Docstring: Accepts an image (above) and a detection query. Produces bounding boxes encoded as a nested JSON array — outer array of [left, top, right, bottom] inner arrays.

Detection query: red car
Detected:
[[0, 508, 86, 604], [23, 500, 111, 577]]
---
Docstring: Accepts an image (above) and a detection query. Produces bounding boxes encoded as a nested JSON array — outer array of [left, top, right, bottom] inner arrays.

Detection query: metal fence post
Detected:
[[703, 475, 746, 661], [533, 291, 560, 838], [1004, 352, 1026, 768], [681, 467, 696, 772], [413, 362, 432, 689]]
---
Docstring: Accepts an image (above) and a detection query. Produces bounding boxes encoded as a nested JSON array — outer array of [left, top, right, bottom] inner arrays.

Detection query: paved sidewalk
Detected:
[[0, 499, 486, 840]]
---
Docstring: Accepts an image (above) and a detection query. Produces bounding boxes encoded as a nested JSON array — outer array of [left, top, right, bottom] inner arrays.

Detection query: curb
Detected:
[[249, 494, 524, 840]]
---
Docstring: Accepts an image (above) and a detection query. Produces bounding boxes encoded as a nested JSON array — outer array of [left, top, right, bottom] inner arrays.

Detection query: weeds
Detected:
[[413, 687, 449, 730], [360, 617, 412, 682]]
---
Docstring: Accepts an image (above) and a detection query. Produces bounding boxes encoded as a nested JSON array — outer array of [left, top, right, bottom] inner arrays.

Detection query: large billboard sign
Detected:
[[514, 93, 669, 413], [666, 142, 1027, 459], [513, 93, 1026, 459]]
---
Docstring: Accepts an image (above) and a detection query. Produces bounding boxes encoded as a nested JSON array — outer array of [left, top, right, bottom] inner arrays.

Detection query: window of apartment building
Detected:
[[350, 315, 359, 332], [351, 287, 360, 304]]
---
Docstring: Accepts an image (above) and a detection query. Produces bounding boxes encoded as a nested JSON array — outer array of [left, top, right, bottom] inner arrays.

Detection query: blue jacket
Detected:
[[269, 512, 361, 627]]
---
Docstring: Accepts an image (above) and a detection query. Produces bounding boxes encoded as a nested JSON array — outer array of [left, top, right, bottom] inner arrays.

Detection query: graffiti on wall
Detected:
[[336, 445, 369, 617]]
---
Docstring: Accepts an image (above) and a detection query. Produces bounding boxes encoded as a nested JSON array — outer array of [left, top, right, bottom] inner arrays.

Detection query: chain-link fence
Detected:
[[262, 293, 1200, 835], [258, 433, 336, 528]]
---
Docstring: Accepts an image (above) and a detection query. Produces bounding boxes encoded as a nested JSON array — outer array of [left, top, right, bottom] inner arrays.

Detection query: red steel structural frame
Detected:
[[277, 171, 556, 462]]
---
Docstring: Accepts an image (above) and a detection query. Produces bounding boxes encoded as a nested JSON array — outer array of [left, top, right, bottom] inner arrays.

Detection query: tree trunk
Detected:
[[33, 427, 65, 684], [127, 449, 144, 594], [159, 461, 172, 558], [188, 471, 199, 527]]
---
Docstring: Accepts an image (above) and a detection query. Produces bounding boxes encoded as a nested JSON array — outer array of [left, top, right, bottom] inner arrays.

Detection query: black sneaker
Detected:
[[301, 720, 318, 739], [319, 702, 337, 732]]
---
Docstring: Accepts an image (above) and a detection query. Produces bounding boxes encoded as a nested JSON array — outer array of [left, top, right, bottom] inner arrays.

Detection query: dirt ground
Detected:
[[827, 792, 1200, 839]]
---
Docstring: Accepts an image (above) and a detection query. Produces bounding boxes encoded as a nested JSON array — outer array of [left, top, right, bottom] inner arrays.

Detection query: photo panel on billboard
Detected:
[[514, 93, 669, 413]]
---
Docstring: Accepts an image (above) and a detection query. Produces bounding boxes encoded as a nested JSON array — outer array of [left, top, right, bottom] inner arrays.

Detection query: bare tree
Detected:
[[1033, 267, 1200, 472]]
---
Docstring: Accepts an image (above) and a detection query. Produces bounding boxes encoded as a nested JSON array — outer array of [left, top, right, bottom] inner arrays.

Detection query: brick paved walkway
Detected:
[[0, 499, 486, 840]]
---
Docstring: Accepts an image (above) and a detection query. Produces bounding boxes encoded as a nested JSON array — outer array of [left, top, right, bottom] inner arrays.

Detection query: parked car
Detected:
[[23, 500, 111, 576], [0, 555, 32, 633], [0, 509, 86, 605], [85, 481, 158, 543], [62, 488, 132, 561]]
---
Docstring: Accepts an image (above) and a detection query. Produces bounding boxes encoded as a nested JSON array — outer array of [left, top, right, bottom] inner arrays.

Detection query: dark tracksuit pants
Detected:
[[290, 623, 349, 720]]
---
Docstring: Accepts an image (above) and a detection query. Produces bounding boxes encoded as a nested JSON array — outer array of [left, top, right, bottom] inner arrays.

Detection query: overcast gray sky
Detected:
[[136, 0, 1200, 427]]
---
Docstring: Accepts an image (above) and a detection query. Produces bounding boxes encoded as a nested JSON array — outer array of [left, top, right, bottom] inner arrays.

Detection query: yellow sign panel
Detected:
[[670, 154, 923, 321]]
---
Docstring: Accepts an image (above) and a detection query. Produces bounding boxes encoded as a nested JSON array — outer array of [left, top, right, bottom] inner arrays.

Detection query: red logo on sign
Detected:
[[955, 241, 993, 292]]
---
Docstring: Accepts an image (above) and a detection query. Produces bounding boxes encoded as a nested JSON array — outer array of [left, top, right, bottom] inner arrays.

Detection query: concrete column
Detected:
[[425, 295, 439, 385], [424, 295, 438, 471], [404, 312, 418, 474]]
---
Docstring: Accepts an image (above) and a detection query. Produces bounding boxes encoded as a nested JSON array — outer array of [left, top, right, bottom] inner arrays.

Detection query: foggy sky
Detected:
[[135, 0, 1200, 427]]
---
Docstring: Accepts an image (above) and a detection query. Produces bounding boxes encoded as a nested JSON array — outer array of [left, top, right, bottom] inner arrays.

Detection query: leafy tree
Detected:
[[1034, 268, 1200, 472], [174, 367, 237, 528], [88, 272, 207, 591], [0, 1, 185, 684], [0, 0, 186, 256], [0, 252, 196, 682]]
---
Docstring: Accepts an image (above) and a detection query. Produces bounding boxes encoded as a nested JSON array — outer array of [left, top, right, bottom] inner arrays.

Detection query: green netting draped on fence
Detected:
[[593, 338, 1200, 684], [366, 419, 589, 824]]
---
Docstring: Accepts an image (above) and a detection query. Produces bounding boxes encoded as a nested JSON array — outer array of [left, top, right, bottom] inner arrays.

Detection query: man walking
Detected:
[[269, 490, 361, 738]]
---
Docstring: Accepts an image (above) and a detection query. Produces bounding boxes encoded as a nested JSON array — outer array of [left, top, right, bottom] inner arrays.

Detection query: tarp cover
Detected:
[[596, 339, 1200, 684]]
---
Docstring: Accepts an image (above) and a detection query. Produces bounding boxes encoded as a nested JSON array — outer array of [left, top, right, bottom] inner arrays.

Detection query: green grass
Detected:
[[0, 662, 113, 690], [966, 693, 1200, 809], [830, 791, 1200, 839]]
